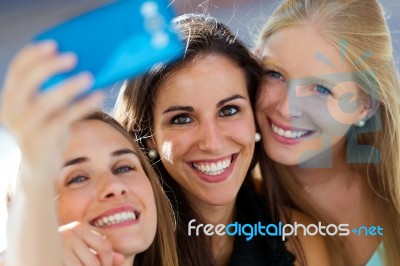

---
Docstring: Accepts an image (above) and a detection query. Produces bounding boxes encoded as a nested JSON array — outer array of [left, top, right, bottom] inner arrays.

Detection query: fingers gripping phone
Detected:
[[34, 0, 183, 93]]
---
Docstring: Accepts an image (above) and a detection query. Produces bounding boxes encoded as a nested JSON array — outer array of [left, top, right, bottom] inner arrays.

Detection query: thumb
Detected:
[[112, 251, 124, 266]]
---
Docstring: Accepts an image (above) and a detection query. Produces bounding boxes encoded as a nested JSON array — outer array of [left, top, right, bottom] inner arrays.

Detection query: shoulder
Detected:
[[286, 209, 331, 266]]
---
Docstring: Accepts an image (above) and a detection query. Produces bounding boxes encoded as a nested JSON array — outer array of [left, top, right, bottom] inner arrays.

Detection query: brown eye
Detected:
[[171, 115, 192, 124], [219, 106, 239, 117]]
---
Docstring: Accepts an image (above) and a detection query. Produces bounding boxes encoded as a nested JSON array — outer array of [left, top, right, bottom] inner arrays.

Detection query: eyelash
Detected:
[[170, 105, 240, 125], [66, 175, 88, 186], [265, 68, 332, 96], [264, 69, 284, 81], [113, 165, 134, 174], [65, 166, 134, 186], [219, 105, 240, 117], [171, 114, 192, 125], [314, 84, 332, 95]]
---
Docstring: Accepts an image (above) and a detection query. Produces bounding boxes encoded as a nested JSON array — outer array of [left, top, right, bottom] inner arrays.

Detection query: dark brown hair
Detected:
[[114, 14, 263, 265]]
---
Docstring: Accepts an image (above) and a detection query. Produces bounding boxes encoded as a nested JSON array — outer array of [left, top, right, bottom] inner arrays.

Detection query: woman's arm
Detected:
[[0, 41, 103, 266]]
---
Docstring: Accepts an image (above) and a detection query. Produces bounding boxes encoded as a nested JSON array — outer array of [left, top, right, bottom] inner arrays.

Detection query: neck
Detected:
[[287, 139, 374, 222], [289, 138, 356, 189], [122, 255, 135, 266], [187, 197, 236, 266]]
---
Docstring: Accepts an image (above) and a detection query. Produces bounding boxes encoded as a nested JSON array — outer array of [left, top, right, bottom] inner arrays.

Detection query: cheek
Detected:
[[256, 84, 280, 110], [134, 179, 158, 224], [156, 133, 193, 162], [56, 193, 89, 224], [327, 100, 359, 126]]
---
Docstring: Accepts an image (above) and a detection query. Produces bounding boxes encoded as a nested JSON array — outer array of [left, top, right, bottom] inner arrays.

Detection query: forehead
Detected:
[[155, 54, 249, 105], [261, 25, 353, 78], [65, 120, 132, 155]]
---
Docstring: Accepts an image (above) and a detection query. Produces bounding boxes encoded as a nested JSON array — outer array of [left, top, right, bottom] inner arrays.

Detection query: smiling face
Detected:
[[56, 120, 157, 259], [151, 54, 255, 209], [256, 25, 371, 167]]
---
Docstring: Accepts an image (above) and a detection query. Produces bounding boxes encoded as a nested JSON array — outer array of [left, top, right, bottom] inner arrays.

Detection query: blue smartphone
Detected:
[[34, 0, 183, 93]]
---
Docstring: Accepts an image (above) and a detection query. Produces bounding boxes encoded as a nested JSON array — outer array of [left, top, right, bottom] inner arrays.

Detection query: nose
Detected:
[[198, 119, 225, 153], [276, 83, 303, 121], [98, 173, 127, 201]]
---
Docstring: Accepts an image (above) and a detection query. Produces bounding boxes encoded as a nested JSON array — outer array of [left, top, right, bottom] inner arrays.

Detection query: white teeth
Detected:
[[193, 157, 232, 175], [272, 123, 310, 139], [93, 211, 137, 227]]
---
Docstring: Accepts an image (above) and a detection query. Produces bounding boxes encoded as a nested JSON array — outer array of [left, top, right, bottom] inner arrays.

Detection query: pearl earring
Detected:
[[356, 119, 366, 127], [255, 132, 261, 142], [148, 149, 158, 159]]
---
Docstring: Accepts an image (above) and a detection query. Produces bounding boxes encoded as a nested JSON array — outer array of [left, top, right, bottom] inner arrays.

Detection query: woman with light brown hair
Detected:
[[0, 41, 178, 266], [255, 0, 400, 265]]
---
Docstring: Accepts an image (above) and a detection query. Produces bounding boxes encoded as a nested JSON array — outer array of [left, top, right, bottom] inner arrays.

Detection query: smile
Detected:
[[92, 211, 140, 227], [192, 156, 232, 176], [271, 123, 312, 139], [271, 122, 314, 139]]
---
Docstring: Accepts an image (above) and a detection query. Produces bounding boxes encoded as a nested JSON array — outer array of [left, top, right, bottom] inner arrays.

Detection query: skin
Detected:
[[0, 42, 156, 266], [256, 25, 370, 168], [150, 53, 330, 266], [256, 24, 378, 265], [150, 54, 256, 265], [57, 120, 158, 265]]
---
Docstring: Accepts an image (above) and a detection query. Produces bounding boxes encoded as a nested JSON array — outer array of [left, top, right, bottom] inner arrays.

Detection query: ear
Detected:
[[146, 137, 156, 150], [357, 96, 379, 122]]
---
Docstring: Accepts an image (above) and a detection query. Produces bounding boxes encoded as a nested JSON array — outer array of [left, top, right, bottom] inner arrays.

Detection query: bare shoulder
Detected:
[[286, 209, 331, 266]]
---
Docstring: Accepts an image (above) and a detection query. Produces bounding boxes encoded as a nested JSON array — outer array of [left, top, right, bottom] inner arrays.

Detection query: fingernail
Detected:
[[59, 53, 77, 66], [76, 72, 94, 88], [38, 40, 57, 53]]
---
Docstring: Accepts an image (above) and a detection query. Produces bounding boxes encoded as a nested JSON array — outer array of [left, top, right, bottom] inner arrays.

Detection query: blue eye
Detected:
[[265, 70, 283, 81], [315, 84, 332, 95], [66, 175, 88, 186], [219, 106, 239, 117], [171, 115, 192, 124], [113, 166, 133, 175]]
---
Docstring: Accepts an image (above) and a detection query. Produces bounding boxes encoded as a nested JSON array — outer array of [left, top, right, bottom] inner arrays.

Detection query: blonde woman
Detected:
[[255, 0, 400, 265]]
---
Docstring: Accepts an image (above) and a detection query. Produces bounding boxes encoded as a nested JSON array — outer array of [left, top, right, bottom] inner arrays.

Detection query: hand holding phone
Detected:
[[34, 0, 183, 94]]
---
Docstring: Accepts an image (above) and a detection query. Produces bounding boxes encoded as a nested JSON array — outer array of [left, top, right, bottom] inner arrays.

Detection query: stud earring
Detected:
[[255, 132, 261, 142], [356, 119, 366, 127], [148, 149, 158, 159]]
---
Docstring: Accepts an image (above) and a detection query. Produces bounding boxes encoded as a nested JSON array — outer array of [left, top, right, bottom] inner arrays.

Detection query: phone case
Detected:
[[34, 0, 183, 93]]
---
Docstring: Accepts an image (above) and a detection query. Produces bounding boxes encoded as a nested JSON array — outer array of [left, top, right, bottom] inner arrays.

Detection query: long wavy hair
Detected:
[[114, 14, 265, 265], [257, 0, 400, 265]]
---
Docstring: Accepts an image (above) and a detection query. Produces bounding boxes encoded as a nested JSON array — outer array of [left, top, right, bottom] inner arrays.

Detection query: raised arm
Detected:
[[0, 41, 103, 266]]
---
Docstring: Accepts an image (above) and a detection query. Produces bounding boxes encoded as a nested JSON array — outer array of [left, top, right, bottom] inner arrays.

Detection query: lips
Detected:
[[188, 154, 236, 182], [271, 123, 312, 139], [192, 156, 232, 176], [268, 118, 315, 144], [90, 206, 140, 228]]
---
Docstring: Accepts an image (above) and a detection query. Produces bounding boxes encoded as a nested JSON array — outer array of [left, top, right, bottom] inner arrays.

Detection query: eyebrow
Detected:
[[163, 105, 194, 114], [260, 56, 286, 72], [162, 94, 246, 115], [216, 94, 245, 108], [63, 149, 137, 167]]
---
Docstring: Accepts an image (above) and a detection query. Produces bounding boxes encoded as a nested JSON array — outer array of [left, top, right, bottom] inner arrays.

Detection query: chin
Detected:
[[265, 149, 300, 166]]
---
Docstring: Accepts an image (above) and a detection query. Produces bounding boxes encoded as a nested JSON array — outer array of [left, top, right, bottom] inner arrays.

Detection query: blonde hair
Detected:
[[257, 0, 400, 265]]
